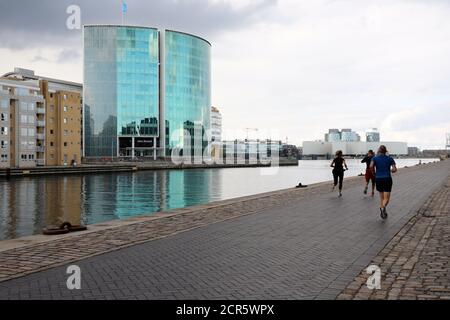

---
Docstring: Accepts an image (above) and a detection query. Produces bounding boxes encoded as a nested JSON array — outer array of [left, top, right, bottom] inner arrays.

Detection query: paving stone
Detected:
[[338, 167, 450, 300], [0, 161, 449, 300]]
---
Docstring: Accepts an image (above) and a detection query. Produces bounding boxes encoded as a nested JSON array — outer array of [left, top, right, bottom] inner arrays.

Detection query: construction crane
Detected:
[[446, 133, 450, 151], [245, 128, 258, 140]]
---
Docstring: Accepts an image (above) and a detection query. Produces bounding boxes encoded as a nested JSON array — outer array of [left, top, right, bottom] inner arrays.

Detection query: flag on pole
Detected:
[[122, 0, 127, 14]]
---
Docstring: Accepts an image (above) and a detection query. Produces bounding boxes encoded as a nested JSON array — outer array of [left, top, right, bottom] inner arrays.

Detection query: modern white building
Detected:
[[325, 129, 341, 142], [211, 106, 222, 143], [366, 128, 380, 142], [210, 106, 222, 160], [341, 129, 361, 142], [217, 139, 282, 163], [325, 128, 360, 142], [303, 141, 408, 157]]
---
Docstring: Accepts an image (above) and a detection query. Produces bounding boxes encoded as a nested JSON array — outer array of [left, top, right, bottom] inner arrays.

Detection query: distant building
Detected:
[[366, 128, 380, 142], [408, 147, 420, 157], [211, 106, 222, 143], [219, 139, 282, 163], [210, 106, 222, 161], [422, 149, 450, 159], [341, 129, 361, 142], [281, 144, 300, 159], [325, 128, 360, 142], [302, 141, 408, 157], [0, 68, 82, 168], [325, 129, 341, 142], [297, 146, 303, 159]]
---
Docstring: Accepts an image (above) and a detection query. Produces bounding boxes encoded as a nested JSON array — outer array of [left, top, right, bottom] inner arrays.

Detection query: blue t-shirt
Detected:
[[372, 155, 396, 179]]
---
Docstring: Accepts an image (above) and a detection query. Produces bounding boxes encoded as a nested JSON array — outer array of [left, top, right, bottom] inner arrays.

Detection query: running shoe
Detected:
[[380, 207, 388, 219]]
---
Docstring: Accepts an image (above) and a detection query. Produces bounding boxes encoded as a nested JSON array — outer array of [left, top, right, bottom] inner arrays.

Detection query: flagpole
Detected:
[[121, 0, 125, 25]]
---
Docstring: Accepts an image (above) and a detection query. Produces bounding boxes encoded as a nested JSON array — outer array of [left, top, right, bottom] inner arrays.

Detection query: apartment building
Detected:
[[0, 92, 9, 167], [40, 81, 82, 166], [0, 79, 45, 168], [0, 68, 82, 168]]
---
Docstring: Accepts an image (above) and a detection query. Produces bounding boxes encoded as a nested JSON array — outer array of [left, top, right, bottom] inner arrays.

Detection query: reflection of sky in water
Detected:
[[0, 158, 438, 240]]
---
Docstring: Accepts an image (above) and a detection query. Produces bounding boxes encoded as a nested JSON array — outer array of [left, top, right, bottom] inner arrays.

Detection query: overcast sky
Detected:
[[0, 0, 449, 149]]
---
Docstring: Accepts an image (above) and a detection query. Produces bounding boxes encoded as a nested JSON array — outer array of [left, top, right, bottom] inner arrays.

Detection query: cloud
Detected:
[[1, 0, 449, 149], [0, 0, 278, 50], [56, 49, 81, 63], [31, 54, 50, 63], [381, 105, 450, 132], [212, 0, 450, 148]]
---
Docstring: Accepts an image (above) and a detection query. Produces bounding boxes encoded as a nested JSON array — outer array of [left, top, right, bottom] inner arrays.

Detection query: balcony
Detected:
[[37, 133, 45, 140], [36, 107, 46, 114], [36, 146, 45, 153], [36, 120, 45, 127], [36, 159, 45, 166]]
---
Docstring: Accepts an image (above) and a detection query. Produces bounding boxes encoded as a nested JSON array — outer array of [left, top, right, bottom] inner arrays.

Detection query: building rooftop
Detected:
[[83, 24, 211, 46], [2, 68, 82, 93]]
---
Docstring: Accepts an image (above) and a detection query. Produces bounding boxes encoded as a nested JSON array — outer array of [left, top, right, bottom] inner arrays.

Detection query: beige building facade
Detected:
[[0, 68, 82, 168]]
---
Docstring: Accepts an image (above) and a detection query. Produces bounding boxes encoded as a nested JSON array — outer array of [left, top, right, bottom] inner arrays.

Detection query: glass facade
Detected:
[[84, 25, 159, 157], [83, 26, 211, 158], [164, 31, 211, 156]]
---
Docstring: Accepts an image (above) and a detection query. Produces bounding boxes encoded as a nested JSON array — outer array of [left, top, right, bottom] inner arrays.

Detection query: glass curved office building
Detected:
[[83, 25, 211, 159]]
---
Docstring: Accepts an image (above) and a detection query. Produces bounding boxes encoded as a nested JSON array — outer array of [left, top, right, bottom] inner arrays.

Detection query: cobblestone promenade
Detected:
[[0, 161, 448, 299]]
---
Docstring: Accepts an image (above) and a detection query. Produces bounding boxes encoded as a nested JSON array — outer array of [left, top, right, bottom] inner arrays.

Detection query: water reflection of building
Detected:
[[43, 176, 82, 226], [0, 168, 224, 240], [0, 176, 82, 240], [164, 169, 213, 209], [0, 179, 44, 239], [82, 173, 119, 223], [81, 169, 215, 221], [110, 169, 214, 214]]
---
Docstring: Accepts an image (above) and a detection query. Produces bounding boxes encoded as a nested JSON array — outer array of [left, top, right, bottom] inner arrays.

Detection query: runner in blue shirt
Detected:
[[370, 145, 397, 219]]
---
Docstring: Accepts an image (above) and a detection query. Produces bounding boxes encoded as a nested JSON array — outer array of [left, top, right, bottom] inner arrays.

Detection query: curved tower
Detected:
[[83, 25, 211, 159]]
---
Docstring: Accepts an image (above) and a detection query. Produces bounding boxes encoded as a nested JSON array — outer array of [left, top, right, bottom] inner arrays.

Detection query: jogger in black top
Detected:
[[361, 150, 376, 196], [330, 150, 348, 197]]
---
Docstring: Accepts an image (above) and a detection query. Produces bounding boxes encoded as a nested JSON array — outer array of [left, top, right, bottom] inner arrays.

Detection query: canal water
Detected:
[[0, 159, 437, 240]]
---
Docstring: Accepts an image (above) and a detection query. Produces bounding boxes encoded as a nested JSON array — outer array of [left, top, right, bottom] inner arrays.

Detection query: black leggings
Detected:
[[333, 169, 344, 190]]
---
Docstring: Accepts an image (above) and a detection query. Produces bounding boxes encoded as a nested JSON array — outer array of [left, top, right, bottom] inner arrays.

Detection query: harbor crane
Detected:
[[245, 128, 258, 140]]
